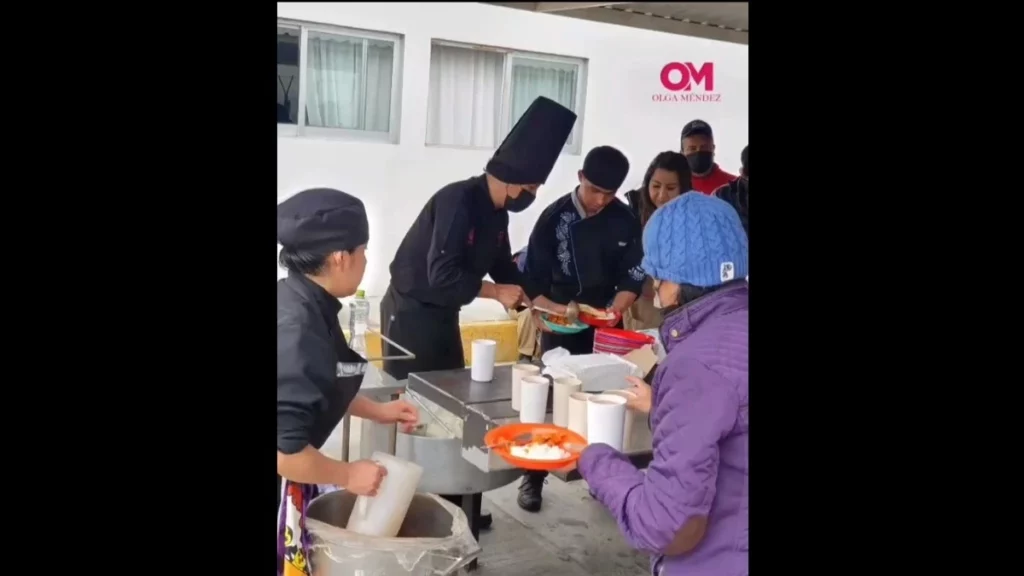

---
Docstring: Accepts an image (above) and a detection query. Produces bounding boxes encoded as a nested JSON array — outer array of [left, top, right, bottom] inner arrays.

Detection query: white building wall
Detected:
[[277, 2, 748, 321]]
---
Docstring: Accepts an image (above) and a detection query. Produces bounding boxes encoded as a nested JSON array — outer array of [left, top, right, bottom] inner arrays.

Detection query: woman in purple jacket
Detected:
[[576, 192, 749, 576]]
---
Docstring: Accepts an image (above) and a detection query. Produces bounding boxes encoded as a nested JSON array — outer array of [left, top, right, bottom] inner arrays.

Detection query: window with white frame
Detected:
[[426, 41, 586, 154], [277, 21, 403, 142]]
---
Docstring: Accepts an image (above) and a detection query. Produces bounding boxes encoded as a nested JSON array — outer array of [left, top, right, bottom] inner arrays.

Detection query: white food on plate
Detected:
[[509, 443, 570, 460]]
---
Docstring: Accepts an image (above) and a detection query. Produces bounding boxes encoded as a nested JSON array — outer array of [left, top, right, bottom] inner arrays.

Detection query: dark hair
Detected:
[[637, 151, 691, 229], [279, 246, 331, 275], [740, 145, 748, 175]]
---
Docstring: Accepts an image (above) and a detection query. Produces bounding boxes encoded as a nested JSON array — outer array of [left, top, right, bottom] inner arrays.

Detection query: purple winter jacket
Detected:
[[578, 282, 748, 576]]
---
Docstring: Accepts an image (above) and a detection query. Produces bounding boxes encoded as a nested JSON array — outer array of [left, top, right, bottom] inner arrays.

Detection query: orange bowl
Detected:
[[484, 423, 587, 471], [579, 308, 622, 328]]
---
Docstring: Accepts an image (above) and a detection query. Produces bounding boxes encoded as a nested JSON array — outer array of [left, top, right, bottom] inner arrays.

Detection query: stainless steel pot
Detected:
[[395, 431, 521, 495], [306, 491, 480, 576]]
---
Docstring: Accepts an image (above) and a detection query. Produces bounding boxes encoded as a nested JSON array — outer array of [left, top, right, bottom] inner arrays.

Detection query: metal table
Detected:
[[405, 365, 655, 556]]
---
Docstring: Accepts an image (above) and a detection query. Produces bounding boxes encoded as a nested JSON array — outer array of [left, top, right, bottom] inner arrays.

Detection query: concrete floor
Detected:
[[477, 478, 651, 576], [340, 416, 650, 575]]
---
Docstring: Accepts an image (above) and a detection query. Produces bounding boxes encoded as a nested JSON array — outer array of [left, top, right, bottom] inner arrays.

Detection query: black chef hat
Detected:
[[485, 96, 577, 185], [277, 188, 369, 254], [581, 145, 630, 193]]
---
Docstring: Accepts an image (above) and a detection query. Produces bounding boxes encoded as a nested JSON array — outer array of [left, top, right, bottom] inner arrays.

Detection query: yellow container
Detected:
[[359, 320, 519, 370]]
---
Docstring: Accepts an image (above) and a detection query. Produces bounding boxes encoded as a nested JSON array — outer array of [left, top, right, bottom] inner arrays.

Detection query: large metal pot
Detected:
[[396, 431, 521, 495], [306, 491, 480, 576]]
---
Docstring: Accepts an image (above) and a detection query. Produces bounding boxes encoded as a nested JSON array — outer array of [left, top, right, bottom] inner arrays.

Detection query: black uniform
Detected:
[[381, 96, 578, 380], [277, 274, 366, 499], [526, 192, 645, 354], [382, 175, 526, 379], [276, 188, 370, 507], [517, 146, 641, 512]]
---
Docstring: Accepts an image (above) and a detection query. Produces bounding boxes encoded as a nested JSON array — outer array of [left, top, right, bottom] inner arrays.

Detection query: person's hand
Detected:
[[532, 309, 554, 333], [375, 399, 419, 430], [494, 284, 527, 309], [565, 300, 580, 322], [554, 442, 588, 475], [344, 459, 387, 496], [625, 376, 652, 414]]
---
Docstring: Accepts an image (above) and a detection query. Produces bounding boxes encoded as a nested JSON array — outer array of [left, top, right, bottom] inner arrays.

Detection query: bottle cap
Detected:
[[356, 289, 366, 298]]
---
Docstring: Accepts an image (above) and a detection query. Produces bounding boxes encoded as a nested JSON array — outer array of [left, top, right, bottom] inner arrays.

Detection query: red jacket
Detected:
[[691, 164, 736, 195]]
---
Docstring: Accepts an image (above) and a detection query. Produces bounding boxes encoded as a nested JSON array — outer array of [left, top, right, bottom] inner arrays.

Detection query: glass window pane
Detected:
[[276, 26, 300, 125], [305, 32, 365, 130], [364, 39, 394, 132], [426, 44, 504, 147], [509, 57, 578, 146], [304, 32, 394, 132]]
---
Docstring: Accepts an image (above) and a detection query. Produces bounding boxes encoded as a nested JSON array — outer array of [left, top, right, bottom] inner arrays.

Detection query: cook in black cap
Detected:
[[276, 188, 421, 574], [680, 119, 738, 194], [516, 145, 645, 512], [381, 96, 576, 534]]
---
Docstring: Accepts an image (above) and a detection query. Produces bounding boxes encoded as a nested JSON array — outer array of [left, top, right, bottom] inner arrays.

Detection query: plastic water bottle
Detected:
[[348, 289, 370, 353]]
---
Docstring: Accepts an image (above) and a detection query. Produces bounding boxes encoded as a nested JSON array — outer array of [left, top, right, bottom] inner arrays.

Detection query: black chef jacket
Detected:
[[277, 273, 366, 501], [526, 189, 645, 309], [388, 174, 536, 308]]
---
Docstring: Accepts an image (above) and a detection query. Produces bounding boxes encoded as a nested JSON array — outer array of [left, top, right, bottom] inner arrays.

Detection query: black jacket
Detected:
[[388, 175, 531, 309], [713, 177, 749, 235], [526, 189, 644, 308], [277, 273, 365, 457]]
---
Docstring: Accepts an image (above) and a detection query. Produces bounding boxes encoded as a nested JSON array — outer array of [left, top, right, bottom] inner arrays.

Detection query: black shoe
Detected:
[[517, 472, 546, 512], [479, 511, 493, 530]]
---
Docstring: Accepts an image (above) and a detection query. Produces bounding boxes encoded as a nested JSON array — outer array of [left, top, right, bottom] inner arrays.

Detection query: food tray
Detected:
[[540, 313, 589, 334], [579, 307, 622, 328], [484, 423, 586, 471]]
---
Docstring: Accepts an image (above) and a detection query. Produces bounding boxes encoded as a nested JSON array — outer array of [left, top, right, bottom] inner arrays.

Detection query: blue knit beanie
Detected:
[[641, 192, 748, 288]]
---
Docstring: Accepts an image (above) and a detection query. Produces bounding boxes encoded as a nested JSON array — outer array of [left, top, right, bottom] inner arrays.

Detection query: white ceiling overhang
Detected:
[[484, 2, 748, 45]]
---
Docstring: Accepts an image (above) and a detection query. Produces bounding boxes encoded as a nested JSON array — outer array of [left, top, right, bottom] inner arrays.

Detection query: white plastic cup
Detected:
[[552, 377, 583, 428], [586, 394, 627, 451], [567, 391, 592, 439], [470, 339, 497, 382], [519, 375, 550, 424], [511, 363, 540, 411], [603, 389, 637, 450]]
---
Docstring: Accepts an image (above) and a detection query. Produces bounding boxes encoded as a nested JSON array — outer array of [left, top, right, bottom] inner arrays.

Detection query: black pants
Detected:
[[381, 286, 464, 380], [540, 326, 597, 356]]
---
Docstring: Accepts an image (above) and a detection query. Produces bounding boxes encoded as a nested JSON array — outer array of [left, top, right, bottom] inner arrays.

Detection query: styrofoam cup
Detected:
[[552, 377, 583, 428], [603, 389, 637, 450], [567, 391, 592, 439], [470, 339, 497, 382], [511, 363, 540, 411], [586, 394, 627, 451], [519, 375, 550, 424]]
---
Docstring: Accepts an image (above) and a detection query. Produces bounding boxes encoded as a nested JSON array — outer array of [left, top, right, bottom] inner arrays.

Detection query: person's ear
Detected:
[[577, 170, 584, 184], [331, 251, 349, 271]]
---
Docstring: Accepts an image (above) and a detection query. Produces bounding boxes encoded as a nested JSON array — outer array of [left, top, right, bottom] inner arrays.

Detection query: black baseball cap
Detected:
[[681, 120, 713, 140]]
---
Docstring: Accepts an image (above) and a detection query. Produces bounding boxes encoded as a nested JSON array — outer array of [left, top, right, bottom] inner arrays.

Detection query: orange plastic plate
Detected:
[[484, 423, 587, 471]]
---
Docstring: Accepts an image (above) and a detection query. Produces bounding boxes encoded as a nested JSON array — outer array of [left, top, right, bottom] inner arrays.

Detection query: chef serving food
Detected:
[[517, 145, 645, 512], [276, 188, 420, 576], [573, 192, 749, 576], [380, 95, 577, 531]]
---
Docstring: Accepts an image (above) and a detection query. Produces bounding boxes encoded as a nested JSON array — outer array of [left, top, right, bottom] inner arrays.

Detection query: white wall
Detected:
[[277, 2, 748, 321]]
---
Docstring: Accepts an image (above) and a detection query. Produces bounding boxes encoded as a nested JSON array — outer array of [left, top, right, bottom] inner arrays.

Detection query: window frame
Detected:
[[427, 39, 588, 155], [277, 19, 404, 144]]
